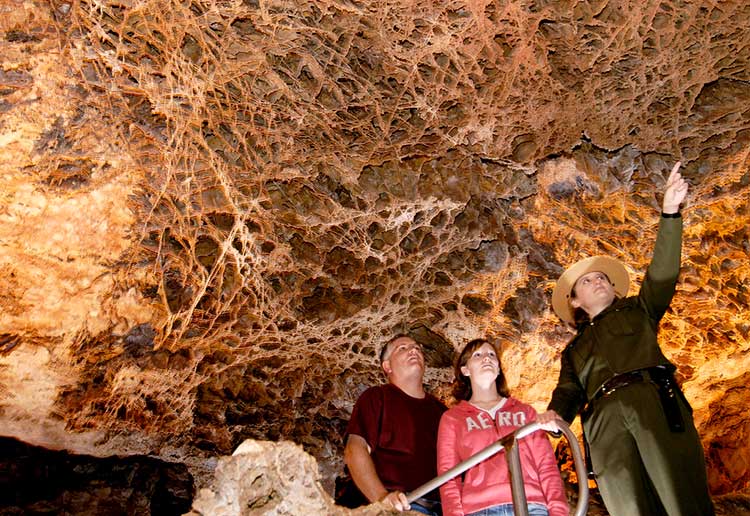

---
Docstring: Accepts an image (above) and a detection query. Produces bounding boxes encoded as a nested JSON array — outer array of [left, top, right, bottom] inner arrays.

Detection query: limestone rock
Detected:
[[185, 439, 416, 516]]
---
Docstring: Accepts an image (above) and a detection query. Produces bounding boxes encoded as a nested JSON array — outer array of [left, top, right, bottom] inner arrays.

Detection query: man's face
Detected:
[[382, 337, 425, 377], [571, 271, 616, 312]]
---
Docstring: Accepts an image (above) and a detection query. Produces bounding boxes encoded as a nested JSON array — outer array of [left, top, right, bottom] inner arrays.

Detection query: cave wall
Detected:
[[0, 0, 749, 505], [0, 436, 194, 515]]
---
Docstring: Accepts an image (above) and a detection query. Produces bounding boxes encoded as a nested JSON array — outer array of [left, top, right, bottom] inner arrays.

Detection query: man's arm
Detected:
[[343, 434, 409, 511]]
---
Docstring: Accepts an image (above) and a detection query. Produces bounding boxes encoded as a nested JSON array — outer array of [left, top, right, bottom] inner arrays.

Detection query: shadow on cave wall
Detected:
[[0, 437, 194, 515]]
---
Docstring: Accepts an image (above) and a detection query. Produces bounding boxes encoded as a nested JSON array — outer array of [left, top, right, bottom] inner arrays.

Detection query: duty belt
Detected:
[[582, 366, 685, 432], [595, 369, 650, 400]]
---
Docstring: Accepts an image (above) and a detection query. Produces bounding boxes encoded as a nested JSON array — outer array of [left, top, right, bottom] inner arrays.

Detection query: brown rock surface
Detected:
[[187, 439, 411, 516], [0, 0, 749, 512]]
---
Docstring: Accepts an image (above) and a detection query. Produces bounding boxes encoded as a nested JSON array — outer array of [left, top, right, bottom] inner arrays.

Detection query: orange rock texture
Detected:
[[0, 0, 749, 509]]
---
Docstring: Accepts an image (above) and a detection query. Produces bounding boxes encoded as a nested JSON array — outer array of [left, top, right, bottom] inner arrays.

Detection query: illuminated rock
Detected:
[[0, 1, 748, 513]]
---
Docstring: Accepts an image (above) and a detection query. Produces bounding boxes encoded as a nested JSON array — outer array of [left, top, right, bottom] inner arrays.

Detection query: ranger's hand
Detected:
[[662, 161, 688, 214], [536, 410, 562, 432]]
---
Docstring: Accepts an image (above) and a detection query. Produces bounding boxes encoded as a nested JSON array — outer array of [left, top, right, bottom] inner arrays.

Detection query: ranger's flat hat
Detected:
[[552, 256, 629, 324]]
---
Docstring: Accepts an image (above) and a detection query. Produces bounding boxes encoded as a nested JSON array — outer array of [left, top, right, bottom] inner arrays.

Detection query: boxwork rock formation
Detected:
[[0, 0, 749, 513]]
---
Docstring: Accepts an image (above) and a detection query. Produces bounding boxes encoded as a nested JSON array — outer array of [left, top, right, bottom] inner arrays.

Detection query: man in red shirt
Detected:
[[343, 335, 447, 514]]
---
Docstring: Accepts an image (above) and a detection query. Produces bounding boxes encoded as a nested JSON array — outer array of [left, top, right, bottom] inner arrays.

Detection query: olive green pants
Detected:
[[584, 382, 714, 516]]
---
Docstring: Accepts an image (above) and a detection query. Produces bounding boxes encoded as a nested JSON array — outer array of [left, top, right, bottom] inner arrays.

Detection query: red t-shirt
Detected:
[[345, 383, 447, 493]]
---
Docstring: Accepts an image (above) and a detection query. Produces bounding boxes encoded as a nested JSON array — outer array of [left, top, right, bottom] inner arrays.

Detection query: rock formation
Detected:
[[0, 0, 749, 513], [187, 439, 404, 516]]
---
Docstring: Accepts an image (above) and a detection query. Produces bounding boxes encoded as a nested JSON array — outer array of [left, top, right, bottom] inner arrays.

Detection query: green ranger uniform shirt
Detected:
[[548, 215, 682, 422]]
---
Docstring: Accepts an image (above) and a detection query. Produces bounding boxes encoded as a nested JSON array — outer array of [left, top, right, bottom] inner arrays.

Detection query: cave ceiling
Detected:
[[1, 0, 749, 497]]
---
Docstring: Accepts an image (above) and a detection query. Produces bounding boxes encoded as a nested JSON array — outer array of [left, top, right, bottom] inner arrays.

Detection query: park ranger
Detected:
[[538, 162, 714, 516]]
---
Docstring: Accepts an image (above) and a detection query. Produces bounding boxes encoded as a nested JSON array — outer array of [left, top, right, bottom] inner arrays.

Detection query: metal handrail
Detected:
[[405, 418, 589, 516]]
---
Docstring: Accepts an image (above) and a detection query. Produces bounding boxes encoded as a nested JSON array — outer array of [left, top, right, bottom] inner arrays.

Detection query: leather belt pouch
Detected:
[[649, 367, 685, 432]]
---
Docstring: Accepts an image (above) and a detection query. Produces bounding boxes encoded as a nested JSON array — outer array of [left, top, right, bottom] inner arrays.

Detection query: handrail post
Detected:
[[405, 418, 589, 516], [504, 434, 528, 516]]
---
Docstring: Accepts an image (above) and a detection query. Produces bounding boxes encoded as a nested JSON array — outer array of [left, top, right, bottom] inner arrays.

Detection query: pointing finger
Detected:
[[666, 161, 682, 185]]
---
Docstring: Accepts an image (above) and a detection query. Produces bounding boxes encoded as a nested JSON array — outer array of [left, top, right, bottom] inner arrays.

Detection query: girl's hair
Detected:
[[452, 338, 510, 401]]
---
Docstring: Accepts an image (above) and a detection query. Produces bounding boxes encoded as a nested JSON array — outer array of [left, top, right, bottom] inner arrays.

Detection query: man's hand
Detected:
[[380, 490, 410, 512], [662, 161, 688, 214]]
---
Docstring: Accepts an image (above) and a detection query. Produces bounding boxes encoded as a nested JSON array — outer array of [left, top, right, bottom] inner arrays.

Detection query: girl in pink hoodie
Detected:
[[437, 339, 568, 516]]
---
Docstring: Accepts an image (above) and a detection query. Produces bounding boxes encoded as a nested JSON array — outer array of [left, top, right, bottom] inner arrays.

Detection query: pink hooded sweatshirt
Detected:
[[437, 397, 568, 516]]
